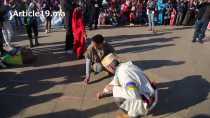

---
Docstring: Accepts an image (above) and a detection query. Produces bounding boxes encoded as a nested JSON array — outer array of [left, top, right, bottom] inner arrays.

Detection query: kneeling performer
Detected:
[[97, 53, 158, 118]]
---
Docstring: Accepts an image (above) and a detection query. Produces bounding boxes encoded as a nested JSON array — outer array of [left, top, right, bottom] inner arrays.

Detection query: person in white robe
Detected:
[[97, 53, 158, 118]]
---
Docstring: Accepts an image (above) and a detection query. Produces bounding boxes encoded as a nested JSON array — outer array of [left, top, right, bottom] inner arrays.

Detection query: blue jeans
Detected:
[[193, 19, 209, 41], [148, 12, 155, 30]]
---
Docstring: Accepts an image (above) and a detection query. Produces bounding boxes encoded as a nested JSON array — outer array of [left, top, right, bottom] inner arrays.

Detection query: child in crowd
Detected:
[[129, 5, 136, 26], [170, 8, 177, 28], [98, 10, 107, 25], [110, 8, 119, 26]]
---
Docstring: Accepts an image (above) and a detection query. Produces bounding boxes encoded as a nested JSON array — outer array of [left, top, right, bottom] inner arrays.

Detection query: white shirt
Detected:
[[109, 61, 155, 117]]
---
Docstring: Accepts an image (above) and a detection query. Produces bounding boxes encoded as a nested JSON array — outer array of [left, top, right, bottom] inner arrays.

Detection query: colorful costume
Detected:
[[72, 7, 86, 59]]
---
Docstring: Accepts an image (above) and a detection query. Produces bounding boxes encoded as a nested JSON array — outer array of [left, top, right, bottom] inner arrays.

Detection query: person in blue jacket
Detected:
[[157, 0, 165, 25]]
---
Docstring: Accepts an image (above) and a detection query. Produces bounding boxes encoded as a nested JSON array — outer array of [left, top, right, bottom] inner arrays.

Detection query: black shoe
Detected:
[[192, 39, 196, 43], [29, 38, 34, 48], [34, 37, 40, 46], [30, 44, 34, 48]]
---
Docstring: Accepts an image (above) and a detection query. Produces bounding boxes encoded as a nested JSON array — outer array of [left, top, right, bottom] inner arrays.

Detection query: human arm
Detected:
[[84, 49, 92, 84]]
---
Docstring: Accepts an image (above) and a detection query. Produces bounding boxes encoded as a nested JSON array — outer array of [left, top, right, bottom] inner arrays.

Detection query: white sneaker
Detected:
[[45, 30, 48, 34], [196, 38, 199, 41], [129, 23, 134, 26]]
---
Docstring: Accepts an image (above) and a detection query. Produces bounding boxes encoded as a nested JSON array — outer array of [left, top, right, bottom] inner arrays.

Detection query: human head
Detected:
[[92, 34, 105, 49], [126, 0, 130, 5], [101, 53, 120, 74], [74, 7, 83, 19]]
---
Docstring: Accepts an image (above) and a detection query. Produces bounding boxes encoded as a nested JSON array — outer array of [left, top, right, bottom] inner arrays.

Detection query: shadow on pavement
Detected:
[[134, 60, 185, 70], [0, 62, 84, 118], [95, 25, 146, 30], [13, 35, 49, 43], [155, 26, 193, 33], [151, 75, 210, 116], [0, 93, 62, 118], [105, 32, 170, 42], [34, 41, 65, 47], [27, 102, 118, 118], [117, 43, 175, 54], [0, 62, 85, 83], [191, 114, 210, 118], [173, 26, 193, 31], [6, 44, 79, 68], [108, 36, 178, 54], [111, 36, 178, 47], [2, 44, 75, 69]]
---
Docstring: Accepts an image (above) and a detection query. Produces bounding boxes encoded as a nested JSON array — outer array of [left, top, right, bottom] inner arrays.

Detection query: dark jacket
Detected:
[[177, 1, 185, 13], [202, 3, 210, 21], [0, 5, 7, 25], [196, 3, 208, 20]]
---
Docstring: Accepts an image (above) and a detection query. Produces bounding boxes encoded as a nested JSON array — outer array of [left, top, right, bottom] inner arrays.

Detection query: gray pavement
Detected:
[[0, 26, 210, 118]]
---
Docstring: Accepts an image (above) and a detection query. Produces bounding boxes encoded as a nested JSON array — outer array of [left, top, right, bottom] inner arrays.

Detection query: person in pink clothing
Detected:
[[170, 8, 177, 29]]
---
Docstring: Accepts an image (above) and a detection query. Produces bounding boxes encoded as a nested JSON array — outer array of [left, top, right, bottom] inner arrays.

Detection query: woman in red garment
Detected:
[[72, 6, 87, 59]]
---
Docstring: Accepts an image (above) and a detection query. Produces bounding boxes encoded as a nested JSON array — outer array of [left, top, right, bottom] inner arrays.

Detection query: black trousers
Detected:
[[65, 10, 74, 50], [26, 19, 39, 46], [89, 8, 100, 29], [176, 12, 184, 25], [182, 10, 195, 26], [26, 19, 38, 39]]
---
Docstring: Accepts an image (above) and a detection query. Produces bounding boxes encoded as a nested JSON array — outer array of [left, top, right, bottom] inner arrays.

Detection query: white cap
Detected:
[[101, 53, 117, 67]]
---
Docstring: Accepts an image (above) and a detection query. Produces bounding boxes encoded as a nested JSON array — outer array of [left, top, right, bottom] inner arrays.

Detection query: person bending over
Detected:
[[97, 53, 158, 118]]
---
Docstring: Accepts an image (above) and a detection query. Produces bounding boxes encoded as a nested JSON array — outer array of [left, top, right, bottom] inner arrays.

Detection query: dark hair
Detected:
[[112, 60, 120, 67], [92, 34, 104, 44]]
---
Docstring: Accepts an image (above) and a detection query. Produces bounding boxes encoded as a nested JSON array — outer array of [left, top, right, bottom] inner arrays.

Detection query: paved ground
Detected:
[[0, 26, 210, 118]]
